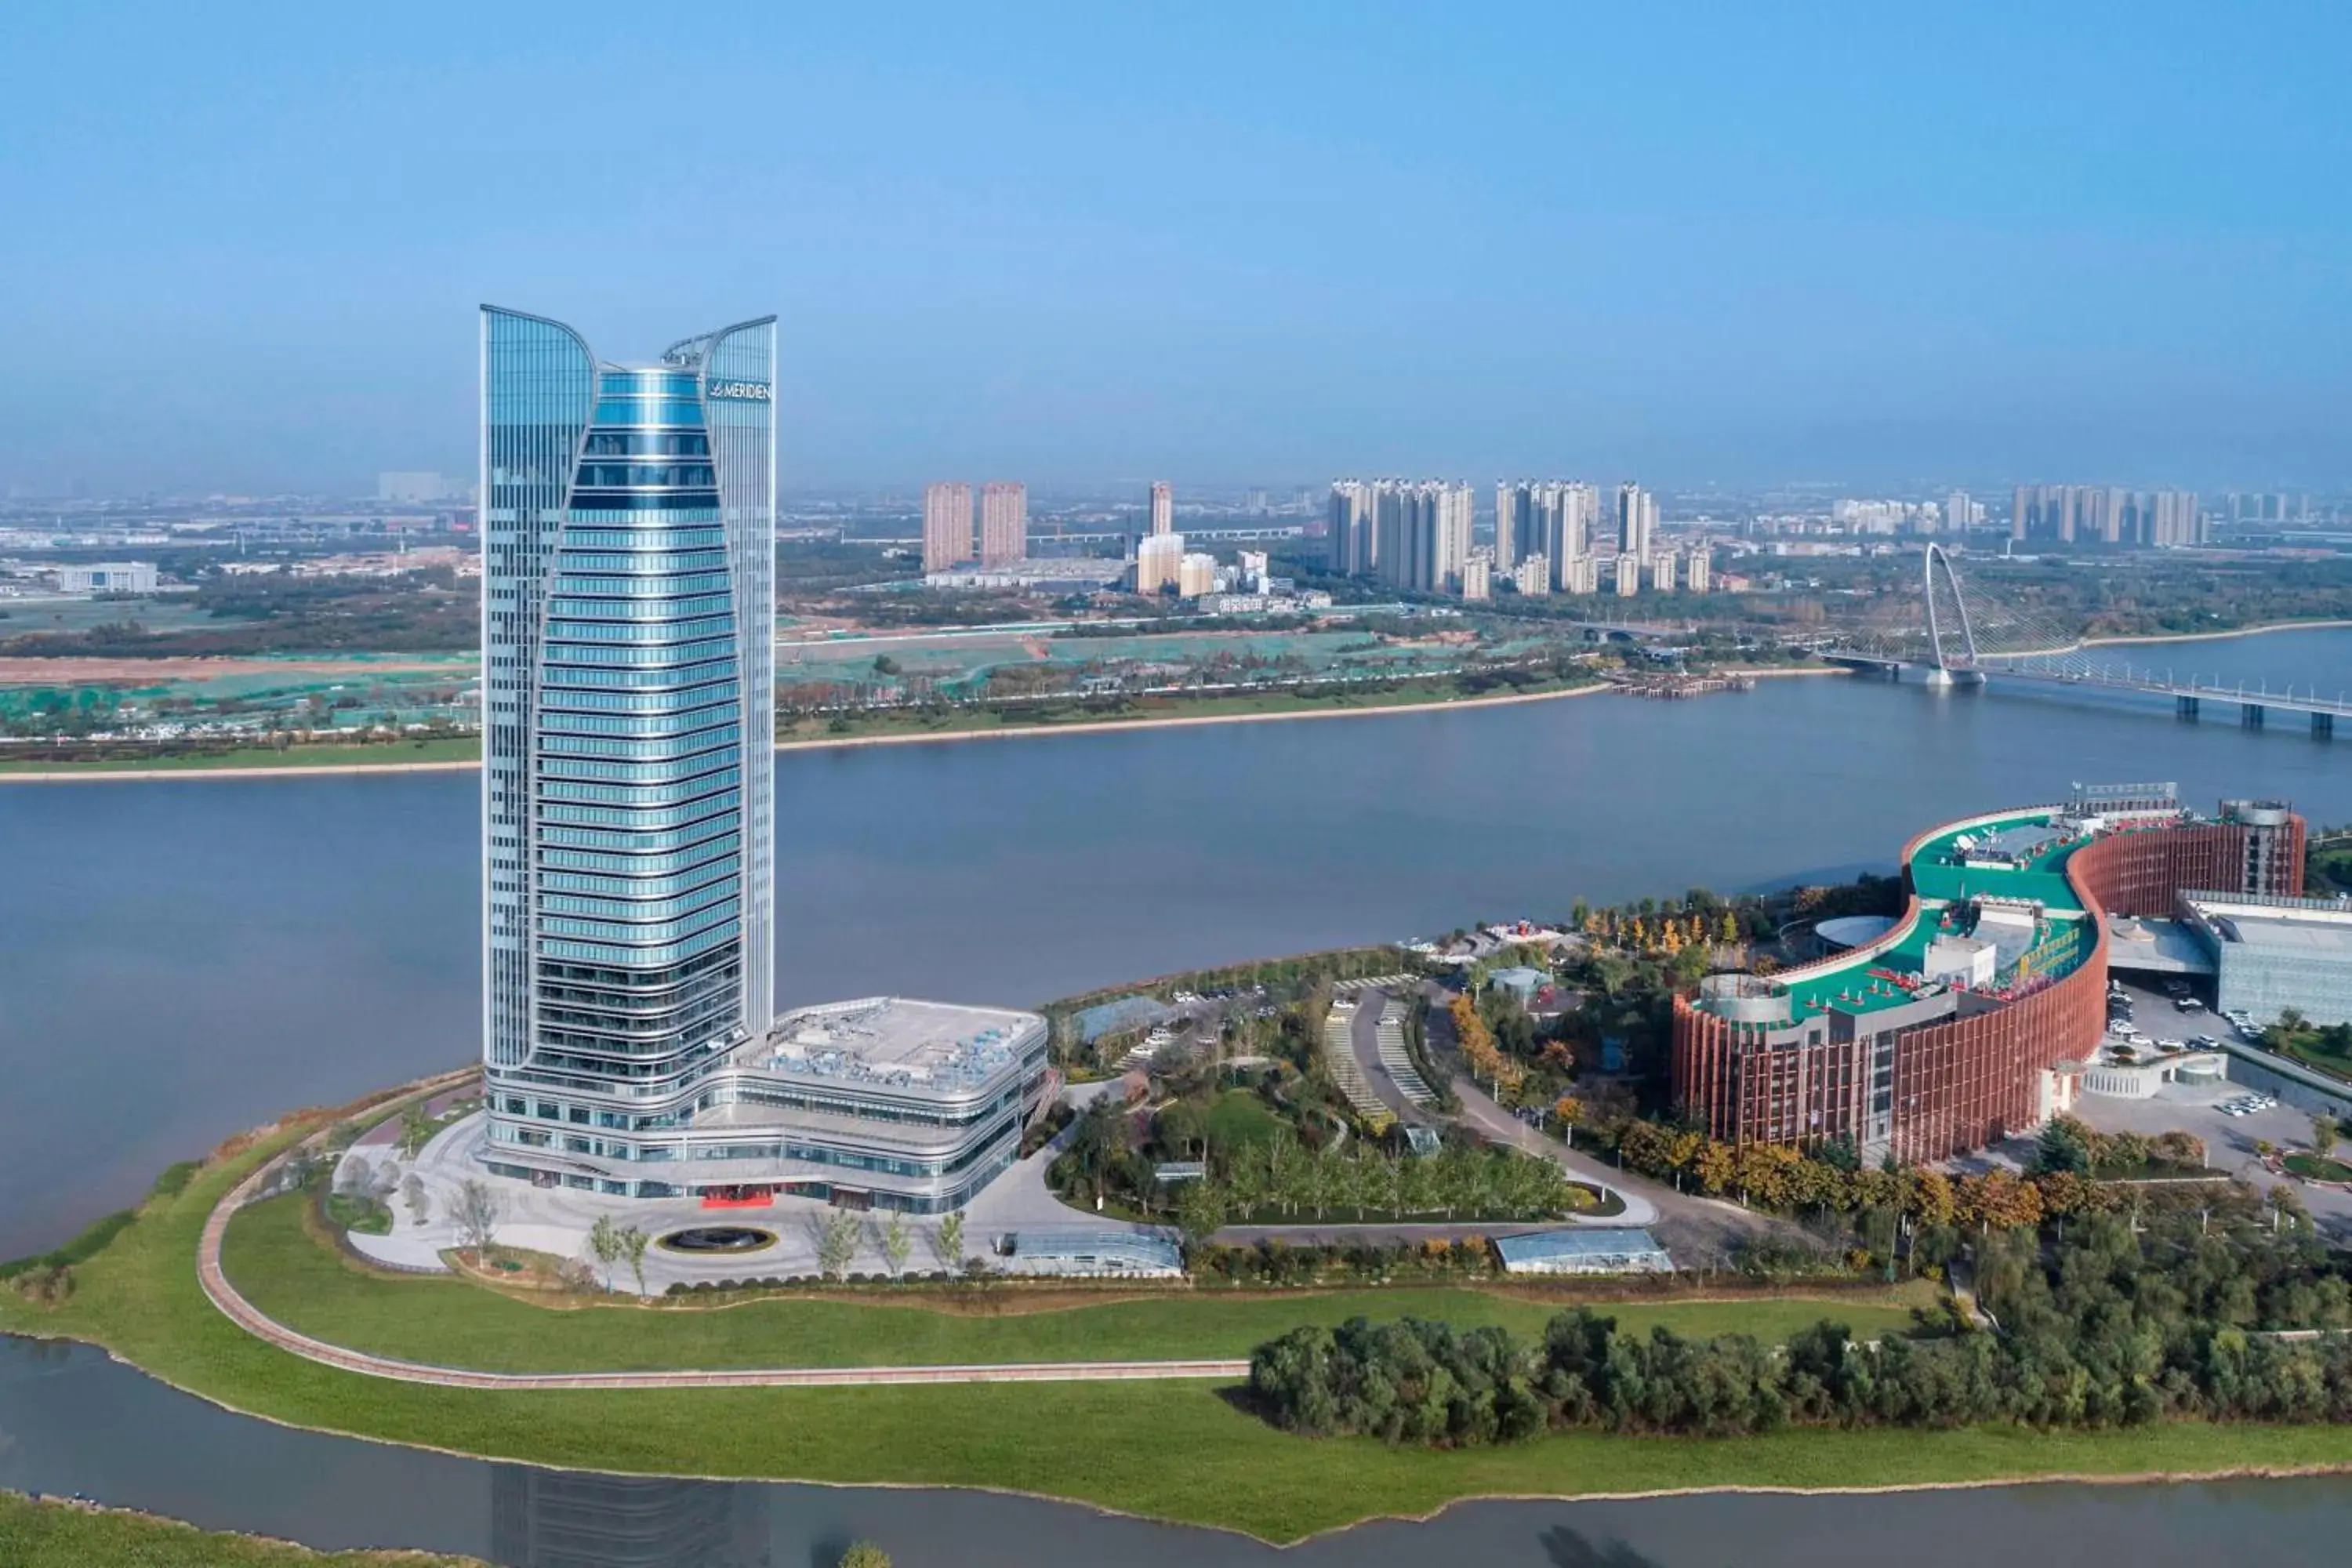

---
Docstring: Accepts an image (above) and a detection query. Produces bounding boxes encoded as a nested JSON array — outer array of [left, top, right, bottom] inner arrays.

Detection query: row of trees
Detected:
[[1251, 1215, 2352, 1447], [1450, 994, 1523, 1099], [1613, 1120, 2204, 1228]]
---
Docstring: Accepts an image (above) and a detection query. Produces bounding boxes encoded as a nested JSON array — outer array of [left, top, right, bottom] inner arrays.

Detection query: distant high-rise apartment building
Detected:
[[1686, 549, 1712, 594], [2147, 490, 2203, 547], [2229, 492, 2303, 524], [979, 482, 1027, 567], [1650, 550, 1679, 593], [1328, 480, 1375, 575], [379, 470, 448, 503], [1565, 555, 1600, 596], [1329, 479, 1474, 593], [2013, 483, 2202, 548], [1461, 557, 1492, 602], [2012, 484, 2078, 543], [1512, 554, 1550, 597], [1616, 483, 1657, 561], [1494, 482, 1521, 571], [1943, 490, 1976, 533], [1498, 480, 1595, 591], [1540, 482, 1596, 592], [1135, 532, 1185, 594], [1178, 551, 1218, 598], [1614, 554, 1640, 597], [1148, 481, 1174, 536], [923, 482, 975, 572]]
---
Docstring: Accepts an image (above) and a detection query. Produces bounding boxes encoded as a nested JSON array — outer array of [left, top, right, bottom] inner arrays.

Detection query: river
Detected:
[[2, 626, 2348, 1562], [2, 1336, 2348, 1565]]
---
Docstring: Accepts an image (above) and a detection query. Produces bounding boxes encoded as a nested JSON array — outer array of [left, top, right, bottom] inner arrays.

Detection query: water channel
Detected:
[[2, 626, 2349, 1561]]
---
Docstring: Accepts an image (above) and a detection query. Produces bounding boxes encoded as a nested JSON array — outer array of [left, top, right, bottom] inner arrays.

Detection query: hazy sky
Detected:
[[3, 2, 2347, 495]]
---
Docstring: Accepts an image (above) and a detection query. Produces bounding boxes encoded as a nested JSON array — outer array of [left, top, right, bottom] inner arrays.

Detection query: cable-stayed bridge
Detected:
[[1821, 545, 2350, 737]]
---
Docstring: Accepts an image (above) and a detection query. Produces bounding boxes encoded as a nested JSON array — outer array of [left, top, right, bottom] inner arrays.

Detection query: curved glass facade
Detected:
[[480, 307, 777, 1138]]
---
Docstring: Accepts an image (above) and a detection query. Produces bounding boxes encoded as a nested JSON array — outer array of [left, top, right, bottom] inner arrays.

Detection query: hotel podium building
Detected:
[[1671, 787, 2305, 1164], [478, 307, 1044, 1213]]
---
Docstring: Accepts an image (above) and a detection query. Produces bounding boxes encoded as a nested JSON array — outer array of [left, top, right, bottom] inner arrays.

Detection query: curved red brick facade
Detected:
[[1671, 811, 2303, 1163]]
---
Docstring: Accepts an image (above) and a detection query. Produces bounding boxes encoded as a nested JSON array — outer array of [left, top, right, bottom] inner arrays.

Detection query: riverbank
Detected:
[[0, 735, 481, 782], [2083, 616, 2352, 648], [0, 676, 1619, 782], [0, 1491, 484, 1566], [9, 1112, 2352, 1544], [0, 663, 1870, 782]]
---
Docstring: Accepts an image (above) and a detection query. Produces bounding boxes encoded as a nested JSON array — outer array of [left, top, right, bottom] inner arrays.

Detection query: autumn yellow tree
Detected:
[[1904, 1168, 1958, 1226], [1694, 1138, 1737, 1195]]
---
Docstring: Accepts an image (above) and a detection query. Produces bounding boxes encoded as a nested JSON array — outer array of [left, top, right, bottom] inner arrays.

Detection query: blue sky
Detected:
[[2, 2, 2346, 494]]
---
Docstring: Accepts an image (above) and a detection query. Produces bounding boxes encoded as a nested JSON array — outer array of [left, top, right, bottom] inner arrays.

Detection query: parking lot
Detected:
[[2074, 974, 2352, 1236]]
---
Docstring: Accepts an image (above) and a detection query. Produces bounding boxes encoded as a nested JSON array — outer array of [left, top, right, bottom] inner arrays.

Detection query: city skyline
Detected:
[[5, 5, 2349, 494]]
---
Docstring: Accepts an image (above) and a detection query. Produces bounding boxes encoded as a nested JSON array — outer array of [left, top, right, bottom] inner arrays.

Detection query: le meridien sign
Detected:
[[706, 380, 771, 402]]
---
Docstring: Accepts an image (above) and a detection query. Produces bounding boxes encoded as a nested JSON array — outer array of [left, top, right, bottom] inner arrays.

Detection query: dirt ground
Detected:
[[0, 655, 466, 688]]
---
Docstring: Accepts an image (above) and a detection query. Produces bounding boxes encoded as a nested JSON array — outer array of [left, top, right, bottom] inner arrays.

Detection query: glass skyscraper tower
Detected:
[[479, 307, 778, 1178]]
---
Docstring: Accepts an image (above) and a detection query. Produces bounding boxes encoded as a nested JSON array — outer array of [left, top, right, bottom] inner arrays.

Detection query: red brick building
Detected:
[[1671, 794, 2303, 1163]]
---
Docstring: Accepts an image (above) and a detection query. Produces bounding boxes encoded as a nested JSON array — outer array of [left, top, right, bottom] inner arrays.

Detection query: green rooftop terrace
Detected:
[[1722, 806, 2099, 1025], [1906, 811, 2089, 913]]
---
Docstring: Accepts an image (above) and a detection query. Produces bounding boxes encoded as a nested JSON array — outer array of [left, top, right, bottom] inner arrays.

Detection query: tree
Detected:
[[401, 1173, 430, 1226], [454, 1178, 503, 1257], [934, 1210, 965, 1271], [397, 1102, 436, 1159], [879, 1210, 913, 1280], [587, 1214, 624, 1291], [621, 1224, 650, 1295], [2313, 1114, 2339, 1161], [1300, 1146, 1337, 1218], [1224, 1151, 1272, 1218], [818, 1210, 862, 1280], [838, 1546, 892, 1568], [1693, 1139, 1737, 1196], [1175, 1177, 1229, 1249]]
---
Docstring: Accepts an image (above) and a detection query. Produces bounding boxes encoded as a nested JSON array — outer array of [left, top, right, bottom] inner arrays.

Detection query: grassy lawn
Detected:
[[0, 736, 481, 775], [8, 1125, 2352, 1544], [222, 1193, 1927, 1373], [2278, 1040, 2352, 1084], [0, 1494, 485, 1567], [2282, 1152, 2352, 1182], [1203, 1088, 1283, 1150]]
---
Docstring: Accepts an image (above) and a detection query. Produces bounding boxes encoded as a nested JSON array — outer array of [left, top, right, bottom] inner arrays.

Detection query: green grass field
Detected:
[[221, 1193, 1927, 1372], [0, 1493, 485, 1567], [8, 1124, 2352, 1543]]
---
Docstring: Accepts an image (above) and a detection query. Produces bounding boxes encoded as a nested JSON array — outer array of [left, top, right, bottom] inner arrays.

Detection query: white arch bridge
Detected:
[[1821, 545, 2351, 738]]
